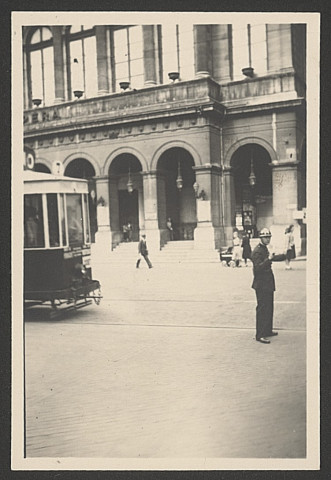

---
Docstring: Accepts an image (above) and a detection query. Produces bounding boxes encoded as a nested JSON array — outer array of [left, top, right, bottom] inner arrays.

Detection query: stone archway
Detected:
[[157, 147, 197, 241], [64, 158, 97, 242], [230, 143, 273, 237], [108, 153, 143, 243]]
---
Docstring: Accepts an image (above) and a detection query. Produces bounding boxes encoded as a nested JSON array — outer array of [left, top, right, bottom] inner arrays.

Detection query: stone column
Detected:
[[93, 176, 112, 255], [96, 26, 109, 95], [192, 164, 221, 249], [108, 176, 121, 248], [272, 161, 299, 225], [142, 171, 161, 253], [52, 27, 65, 104], [222, 166, 236, 245], [194, 25, 212, 78], [142, 25, 158, 86]]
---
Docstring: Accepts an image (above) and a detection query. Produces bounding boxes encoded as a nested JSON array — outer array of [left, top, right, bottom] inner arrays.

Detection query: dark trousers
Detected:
[[255, 289, 274, 339], [136, 254, 152, 268]]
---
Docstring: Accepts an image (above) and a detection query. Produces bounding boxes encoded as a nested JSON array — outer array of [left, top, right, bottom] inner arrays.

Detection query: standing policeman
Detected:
[[251, 227, 284, 344]]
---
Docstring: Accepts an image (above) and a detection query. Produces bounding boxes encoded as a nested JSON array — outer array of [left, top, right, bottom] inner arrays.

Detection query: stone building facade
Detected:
[[22, 23, 306, 254]]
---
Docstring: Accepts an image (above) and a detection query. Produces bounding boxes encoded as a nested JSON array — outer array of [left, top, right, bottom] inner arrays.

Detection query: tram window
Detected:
[[47, 193, 60, 247], [24, 194, 44, 248], [59, 194, 67, 246], [66, 194, 84, 246], [83, 194, 90, 243]]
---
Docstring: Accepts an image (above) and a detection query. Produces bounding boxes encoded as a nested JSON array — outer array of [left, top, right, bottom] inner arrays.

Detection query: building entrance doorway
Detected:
[[157, 147, 197, 241], [231, 144, 272, 237], [119, 189, 139, 242], [108, 153, 143, 245]]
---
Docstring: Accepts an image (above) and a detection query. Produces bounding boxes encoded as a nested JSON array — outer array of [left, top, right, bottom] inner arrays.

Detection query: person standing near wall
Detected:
[[284, 224, 296, 270], [251, 227, 284, 344], [242, 231, 252, 266], [232, 230, 242, 267], [136, 234, 153, 269]]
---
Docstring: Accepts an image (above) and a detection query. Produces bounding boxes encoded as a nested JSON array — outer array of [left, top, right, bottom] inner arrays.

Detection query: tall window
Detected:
[[113, 26, 144, 91], [161, 24, 195, 82], [232, 23, 267, 80], [66, 25, 98, 99], [28, 27, 55, 106]]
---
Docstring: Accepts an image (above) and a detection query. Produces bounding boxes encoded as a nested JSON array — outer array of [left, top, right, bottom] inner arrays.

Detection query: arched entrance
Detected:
[[157, 147, 197, 240], [34, 163, 51, 173], [109, 154, 142, 242], [64, 158, 97, 242], [231, 144, 272, 237]]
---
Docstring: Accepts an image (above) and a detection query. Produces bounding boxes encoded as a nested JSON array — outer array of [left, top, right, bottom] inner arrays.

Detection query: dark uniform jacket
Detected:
[[251, 243, 276, 291], [138, 238, 148, 256]]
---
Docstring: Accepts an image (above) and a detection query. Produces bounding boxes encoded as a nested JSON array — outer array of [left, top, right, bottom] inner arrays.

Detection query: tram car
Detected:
[[24, 170, 101, 310]]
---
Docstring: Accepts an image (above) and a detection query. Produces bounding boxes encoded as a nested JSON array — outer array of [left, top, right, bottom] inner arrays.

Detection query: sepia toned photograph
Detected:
[[12, 11, 319, 471]]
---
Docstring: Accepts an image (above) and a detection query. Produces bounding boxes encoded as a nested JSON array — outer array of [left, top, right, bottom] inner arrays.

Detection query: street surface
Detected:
[[24, 256, 306, 458]]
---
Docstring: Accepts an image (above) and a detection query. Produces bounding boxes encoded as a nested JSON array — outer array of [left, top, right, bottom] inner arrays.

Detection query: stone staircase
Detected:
[[93, 240, 220, 265]]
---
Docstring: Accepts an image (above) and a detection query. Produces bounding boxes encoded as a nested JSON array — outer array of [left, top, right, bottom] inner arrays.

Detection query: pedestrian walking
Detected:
[[231, 230, 242, 267], [136, 233, 153, 269], [167, 217, 174, 241], [284, 224, 296, 270], [251, 227, 284, 344], [242, 231, 252, 266]]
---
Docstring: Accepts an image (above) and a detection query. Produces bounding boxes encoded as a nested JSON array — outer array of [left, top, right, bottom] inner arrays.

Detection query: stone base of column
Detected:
[[195, 71, 210, 78], [194, 222, 216, 250], [54, 97, 65, 104], [92, 229, 112, 259], [223, 226, 235, 247], [144, 80, 157, 87], [144, 228, 161, 255], [97, 89, 109, 96]]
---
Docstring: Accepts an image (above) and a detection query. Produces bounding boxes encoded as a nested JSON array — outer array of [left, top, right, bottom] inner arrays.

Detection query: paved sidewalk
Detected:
[[24, 259, 306, 458]]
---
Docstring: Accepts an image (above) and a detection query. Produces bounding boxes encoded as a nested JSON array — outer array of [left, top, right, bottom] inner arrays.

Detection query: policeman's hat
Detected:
[[259, 227, 272, 238]]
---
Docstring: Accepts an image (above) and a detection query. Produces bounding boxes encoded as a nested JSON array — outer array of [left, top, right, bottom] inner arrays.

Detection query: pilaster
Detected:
[[194, 25, 212, 78], [96, 26, 110, 95], [142, 25, 158, 86], [94, 176, 112, 254], [142, 171, 161, 252], [52, 27, 65, 103]]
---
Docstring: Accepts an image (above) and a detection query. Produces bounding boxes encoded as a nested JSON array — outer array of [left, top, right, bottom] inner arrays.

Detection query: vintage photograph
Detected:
[[12, 11, 319, 470]]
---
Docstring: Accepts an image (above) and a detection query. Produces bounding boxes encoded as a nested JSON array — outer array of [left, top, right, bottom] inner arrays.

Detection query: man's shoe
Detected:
[[266, 331, 278, 337], [256, 337, 270, 344]]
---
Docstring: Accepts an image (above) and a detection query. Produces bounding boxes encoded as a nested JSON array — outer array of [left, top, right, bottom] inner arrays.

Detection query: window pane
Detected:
[[178, 24, 194, 80], [43, 46, 55, 105], [24, 194, 44, 248], [30, 28, 41, 44], [41, 27, 52, 42], [66, 194, 84, 246], [161, 24, 178, 82], [30, 50, 43, 100], [250, 23, 267, 75], [83, 194, 90, 243], [114, 28, 129, 90], [70, 40, 84, 91], [232, 23, 249, 80], [83, 35, 98, 98], [129, 26, 143, 60], [59, 194, 67, 246], [47, 193, 60, 247], [70, 25, 83, 34]]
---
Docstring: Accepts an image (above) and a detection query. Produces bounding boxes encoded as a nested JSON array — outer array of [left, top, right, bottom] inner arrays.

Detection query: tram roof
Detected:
[[24, 170, 89, 194]]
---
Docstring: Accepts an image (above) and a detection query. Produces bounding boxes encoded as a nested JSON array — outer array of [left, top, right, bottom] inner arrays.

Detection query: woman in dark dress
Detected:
[[242, 231, 252, 266]]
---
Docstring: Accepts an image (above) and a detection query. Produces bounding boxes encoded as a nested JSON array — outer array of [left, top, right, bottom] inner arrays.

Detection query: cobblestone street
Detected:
[[24, 258, 306, 459]]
